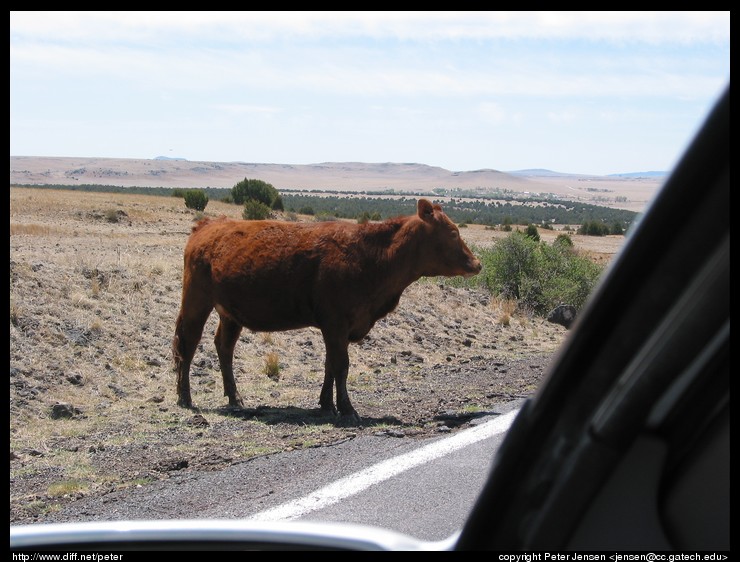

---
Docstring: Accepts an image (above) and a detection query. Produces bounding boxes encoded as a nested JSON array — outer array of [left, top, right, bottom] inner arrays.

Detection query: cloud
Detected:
[[11, 11, 730, 44], [212, 104, 282, 115]]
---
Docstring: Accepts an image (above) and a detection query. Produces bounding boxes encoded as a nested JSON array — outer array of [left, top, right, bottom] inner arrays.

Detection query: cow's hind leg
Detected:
[[214, 314, 244, 407], [173, 302, 212, 408]]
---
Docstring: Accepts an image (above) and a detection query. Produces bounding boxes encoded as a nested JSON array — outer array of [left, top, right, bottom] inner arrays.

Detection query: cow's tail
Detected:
[[172, 314, 184, 370]]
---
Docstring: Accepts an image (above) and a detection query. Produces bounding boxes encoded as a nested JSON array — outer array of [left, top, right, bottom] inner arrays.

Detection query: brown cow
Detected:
[[172, 198, 481, 423]]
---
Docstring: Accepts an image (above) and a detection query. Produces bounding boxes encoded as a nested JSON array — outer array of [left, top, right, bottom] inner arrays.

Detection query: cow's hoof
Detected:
[[177, 397, 194, 409], [337, 412, 363, 427], [319, 403, 338, 416]]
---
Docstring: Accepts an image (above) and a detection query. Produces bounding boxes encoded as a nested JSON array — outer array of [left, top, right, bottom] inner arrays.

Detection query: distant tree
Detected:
[[578, 220, 610, 236], [183, 189, 208, 211], [271, 193, 284, 211], [232, 178, 280, 208]]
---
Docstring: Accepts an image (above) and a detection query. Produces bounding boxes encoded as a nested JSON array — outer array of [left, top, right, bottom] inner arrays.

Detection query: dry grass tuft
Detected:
[[490, 296, 518, 326], [264, 352, 281, 381]]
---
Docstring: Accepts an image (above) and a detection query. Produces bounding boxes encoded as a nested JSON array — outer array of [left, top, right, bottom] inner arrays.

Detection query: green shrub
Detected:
[[242, 199, 272, 220], [439, 231, 605, 316], [481, 232, 539, 301], [525, 224, 540, 241], [183, 189, 208, 211], [554, 233, 574, 249], [315, 212, 338, 222], [357, 210, 382, 224]]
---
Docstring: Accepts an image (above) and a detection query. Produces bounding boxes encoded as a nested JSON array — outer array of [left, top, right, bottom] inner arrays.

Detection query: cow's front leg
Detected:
[[321, 333, 360, 424], [319, 368, 337, 415]]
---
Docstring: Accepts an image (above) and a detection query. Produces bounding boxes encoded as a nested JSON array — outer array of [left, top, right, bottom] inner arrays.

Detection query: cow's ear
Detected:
[[417, 199, 435, 221]]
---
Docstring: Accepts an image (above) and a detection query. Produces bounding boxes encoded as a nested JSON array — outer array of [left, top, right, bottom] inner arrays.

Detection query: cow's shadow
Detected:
[[203, 404, 404, 429]]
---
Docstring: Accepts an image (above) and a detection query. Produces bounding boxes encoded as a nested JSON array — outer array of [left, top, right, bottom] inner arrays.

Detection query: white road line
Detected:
[[247, 409, 519, 522]]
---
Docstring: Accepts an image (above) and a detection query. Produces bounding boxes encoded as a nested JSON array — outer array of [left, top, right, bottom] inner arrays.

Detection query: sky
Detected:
[[9, 11, 730, 176]]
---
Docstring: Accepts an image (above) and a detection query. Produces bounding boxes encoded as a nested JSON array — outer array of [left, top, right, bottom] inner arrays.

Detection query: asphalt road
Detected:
[[38, 402, 525, 542], [294, 415, 514, 541]]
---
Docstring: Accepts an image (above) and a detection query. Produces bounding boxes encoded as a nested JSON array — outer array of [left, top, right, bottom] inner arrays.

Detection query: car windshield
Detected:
[[10, 11, 729, 552]]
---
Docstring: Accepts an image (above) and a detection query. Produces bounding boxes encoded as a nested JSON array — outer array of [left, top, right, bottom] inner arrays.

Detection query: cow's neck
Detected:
[[364, 216, 427, 290]]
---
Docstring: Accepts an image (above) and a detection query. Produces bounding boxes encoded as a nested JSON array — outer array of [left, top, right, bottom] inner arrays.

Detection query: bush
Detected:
[[183, 189, 208, 211], [533, 241, 603, 314], [481, 232, 539, 301], [232, 178, 281, 208], [356, 210, 381, 224], [554, 233, 574, 249], [525, 224, 540, 241], [242, 199, 272, 220], [315, 212, 338, 222], [442, 231, 605, 316]]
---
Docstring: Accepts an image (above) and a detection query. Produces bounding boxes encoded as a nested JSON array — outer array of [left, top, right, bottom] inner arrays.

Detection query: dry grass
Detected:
[[263, 352, 281, 381], [490, 296, 518, 326]]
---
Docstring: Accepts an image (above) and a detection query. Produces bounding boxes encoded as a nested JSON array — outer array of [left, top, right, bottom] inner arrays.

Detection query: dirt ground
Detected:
[[9, 187, 620, 524]]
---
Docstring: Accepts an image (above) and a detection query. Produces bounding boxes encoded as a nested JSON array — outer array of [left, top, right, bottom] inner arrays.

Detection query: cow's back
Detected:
[[183, 217, 351, 332]]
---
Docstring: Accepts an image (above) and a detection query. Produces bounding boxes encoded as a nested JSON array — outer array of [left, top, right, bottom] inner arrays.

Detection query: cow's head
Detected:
[[416, 199, 482, 278]]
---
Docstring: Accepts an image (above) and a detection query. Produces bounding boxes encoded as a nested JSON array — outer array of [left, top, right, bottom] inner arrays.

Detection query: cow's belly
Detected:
[[214, 294, 317, 332]]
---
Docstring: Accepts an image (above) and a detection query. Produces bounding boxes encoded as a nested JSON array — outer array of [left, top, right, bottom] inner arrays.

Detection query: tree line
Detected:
[[11, 182, 638, 232]]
